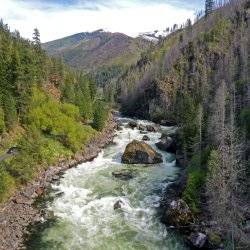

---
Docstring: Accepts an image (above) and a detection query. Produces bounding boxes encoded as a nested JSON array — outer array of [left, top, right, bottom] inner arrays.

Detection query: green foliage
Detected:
[[0, 22, 104, 202], [0, 106, 5, 134], [8, 127, 72, 183], [75, 74, 93, 120], [0, 164, 15, 202], [240, 107, 250, 139], [27, 88, 95, 152], [207, 150, 220, 176], [95, 65, 124, 87], [183, 165, 206, 213], [61, 72, 75, 104], [2, 92, 17, 129], [175, 92, 199, 158], [205, 0, 215, 17], [92, 100, 109, 131]]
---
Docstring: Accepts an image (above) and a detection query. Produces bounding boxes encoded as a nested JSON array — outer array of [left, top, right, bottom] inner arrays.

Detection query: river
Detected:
[[26, 117, 187, 250]]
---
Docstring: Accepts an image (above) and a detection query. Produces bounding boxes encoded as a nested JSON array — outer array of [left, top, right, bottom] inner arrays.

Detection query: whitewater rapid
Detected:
[[27, 117, 187, 250]]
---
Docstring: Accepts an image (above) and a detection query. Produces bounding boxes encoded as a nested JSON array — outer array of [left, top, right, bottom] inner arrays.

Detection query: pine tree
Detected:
[[0, 106, 5, 134], [205, 0, 215, 17], [32, 28, 41, 47], [77, 74, 93, 120], [92, 100, 109, 131], [2, 92, 17, 129]]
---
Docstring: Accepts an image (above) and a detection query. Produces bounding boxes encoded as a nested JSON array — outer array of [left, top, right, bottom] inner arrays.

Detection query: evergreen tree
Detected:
[[74, 74, 94, 120], [32, 28, 41, 47], [2, 92, 17, 129], [61, 72, 75, 104], [0, 106, 5, 134], [205, 0, 215, 17], [92, 100, 109, 131]]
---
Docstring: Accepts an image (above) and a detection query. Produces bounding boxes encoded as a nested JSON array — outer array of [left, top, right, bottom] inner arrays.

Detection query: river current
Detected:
[[26, 117, 187, 250]]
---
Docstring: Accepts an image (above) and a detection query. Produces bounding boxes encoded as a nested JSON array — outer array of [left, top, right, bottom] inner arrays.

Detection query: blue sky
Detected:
[[1, 0, 204, 42]]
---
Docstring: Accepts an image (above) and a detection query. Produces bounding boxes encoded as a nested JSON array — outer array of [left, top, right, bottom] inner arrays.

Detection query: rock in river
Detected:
[[114, 200, 124, 210], [161, 199, 194, 227], [138, 124, 146, 131], [189, 232, 207, 249], [112, 170, 134, 180], [121, 140, 163, 164], [142, 135, 150, 141], [156, 136, 177, 154], [127, 121, 137, 129], [146, 125, 156, 132]]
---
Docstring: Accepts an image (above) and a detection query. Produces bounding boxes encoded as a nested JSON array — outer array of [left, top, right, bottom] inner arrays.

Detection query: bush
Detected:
[[26, 88, 96, 152]]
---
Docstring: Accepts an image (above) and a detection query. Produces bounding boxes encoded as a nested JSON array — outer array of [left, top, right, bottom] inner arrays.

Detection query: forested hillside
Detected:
[[0, 22, 109, 202], [119, 0, 250, 246]]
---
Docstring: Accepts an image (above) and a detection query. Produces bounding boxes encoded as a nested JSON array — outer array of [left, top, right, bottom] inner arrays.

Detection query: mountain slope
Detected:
[[0, 22, 110, 204], [43, 30, 150, 71], [119, 0, 250, 247]]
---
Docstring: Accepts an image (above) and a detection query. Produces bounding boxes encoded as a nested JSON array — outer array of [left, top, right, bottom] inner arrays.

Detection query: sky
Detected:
[[1, 0, 204, 42]]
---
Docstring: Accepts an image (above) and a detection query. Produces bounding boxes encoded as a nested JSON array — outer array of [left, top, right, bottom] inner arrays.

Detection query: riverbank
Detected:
[[0, 119, 116, 250]]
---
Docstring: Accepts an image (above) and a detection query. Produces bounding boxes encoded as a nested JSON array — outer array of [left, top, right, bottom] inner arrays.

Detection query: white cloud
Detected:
[[1, 0, 195, 42]]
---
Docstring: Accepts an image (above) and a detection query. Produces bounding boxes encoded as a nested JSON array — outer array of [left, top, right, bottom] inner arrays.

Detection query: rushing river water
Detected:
[[26, 117, 187, 250]]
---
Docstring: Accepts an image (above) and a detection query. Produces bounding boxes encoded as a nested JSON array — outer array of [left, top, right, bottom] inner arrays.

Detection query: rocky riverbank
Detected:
[[0, 119, 116, 250]]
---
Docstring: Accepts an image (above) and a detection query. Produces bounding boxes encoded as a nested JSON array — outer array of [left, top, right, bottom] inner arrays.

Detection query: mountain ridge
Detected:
[[43, 30, 150, 72]]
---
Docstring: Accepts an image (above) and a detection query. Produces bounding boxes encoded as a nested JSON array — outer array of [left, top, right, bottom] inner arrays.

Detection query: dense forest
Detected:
[[0, 22, 110, 202], [119, 0, 250, 247]]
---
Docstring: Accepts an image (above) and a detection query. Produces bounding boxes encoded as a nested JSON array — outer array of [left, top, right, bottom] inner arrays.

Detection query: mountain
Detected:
[[43, 30, 150, 71]]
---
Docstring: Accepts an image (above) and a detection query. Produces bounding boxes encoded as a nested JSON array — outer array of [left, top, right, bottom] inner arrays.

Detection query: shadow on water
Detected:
[[25, 218, 62, 250]]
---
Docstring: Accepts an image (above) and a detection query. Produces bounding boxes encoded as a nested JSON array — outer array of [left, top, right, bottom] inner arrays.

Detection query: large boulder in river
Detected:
[[156, 136, 177, 154], [161, 199, 194, 227], [122, 140, 163, 164]]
